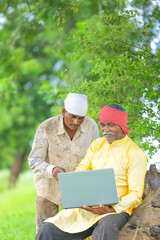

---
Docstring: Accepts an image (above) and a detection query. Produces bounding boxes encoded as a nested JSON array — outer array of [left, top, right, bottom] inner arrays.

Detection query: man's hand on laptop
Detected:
[[52, 166, 66, 180], [82, 204, 116, 215]]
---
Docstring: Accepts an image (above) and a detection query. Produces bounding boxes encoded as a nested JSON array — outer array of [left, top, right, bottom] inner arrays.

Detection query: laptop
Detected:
[[58, 168, 118, 209]]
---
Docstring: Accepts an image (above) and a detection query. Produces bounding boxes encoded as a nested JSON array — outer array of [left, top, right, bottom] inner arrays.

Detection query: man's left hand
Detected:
[[82, 204, 116, 215]]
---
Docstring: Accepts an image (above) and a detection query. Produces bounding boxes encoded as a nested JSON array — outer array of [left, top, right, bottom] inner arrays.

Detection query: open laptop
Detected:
[[58, 168, 118, 209]]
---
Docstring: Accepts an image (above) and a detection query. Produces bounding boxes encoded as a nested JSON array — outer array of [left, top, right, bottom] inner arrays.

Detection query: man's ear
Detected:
[[62, 108, 66, 117]]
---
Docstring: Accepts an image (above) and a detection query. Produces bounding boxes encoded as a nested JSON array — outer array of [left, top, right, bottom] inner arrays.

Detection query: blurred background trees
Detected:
[[0, 0, 159, 184]]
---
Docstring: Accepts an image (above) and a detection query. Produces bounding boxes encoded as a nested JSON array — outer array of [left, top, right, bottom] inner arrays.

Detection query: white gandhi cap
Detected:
[[64, 93, 88, 116]]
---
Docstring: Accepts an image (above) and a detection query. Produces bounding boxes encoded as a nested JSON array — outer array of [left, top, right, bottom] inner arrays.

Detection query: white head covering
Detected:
[[64, 93, 88, 116]]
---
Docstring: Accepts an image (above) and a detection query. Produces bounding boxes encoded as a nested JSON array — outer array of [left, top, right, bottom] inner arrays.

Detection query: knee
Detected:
[[92, 219, 119, 240], [98, 219, 118, 232], [36, 223, 55, 240]]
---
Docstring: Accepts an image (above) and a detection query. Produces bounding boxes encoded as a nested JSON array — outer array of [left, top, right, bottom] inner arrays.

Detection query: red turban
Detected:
[[99, 106, 130, 135]]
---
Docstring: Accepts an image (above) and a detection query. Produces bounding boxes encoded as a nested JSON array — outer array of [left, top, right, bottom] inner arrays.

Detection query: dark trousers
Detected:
[[35, 212, 130, 240]]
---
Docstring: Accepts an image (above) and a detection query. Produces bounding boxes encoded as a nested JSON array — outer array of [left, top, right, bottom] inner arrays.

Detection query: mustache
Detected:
[[103, 131, 115, 136], [70, 123, 79, 127]]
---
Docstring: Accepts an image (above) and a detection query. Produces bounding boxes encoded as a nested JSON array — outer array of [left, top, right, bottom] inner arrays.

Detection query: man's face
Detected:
[[62, 108, 85, 131], [100, 122, 125, 143]]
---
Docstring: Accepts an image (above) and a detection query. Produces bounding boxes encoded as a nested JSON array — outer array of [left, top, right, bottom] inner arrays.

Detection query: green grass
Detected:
[[0, 170, 36, 240], [0, 169, 10, 193]]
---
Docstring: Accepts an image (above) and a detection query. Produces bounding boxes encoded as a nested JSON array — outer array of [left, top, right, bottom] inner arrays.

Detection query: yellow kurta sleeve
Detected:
[[113, 149, 147, 214]]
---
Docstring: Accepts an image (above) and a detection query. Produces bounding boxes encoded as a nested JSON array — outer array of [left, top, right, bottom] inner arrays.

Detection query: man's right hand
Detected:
[[52, 166, 66, 180]]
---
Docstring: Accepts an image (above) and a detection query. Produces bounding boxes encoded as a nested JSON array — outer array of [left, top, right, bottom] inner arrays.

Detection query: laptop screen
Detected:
[[58, 168, 118, 209]]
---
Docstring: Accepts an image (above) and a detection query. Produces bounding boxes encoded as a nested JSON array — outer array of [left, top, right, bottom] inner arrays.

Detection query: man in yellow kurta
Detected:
[[35, 104, 147, 240]]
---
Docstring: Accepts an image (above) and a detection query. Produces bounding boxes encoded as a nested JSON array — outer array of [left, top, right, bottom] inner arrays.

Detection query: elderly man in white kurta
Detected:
[[28, 93, 99, 232], [35, 104, 147, 240]]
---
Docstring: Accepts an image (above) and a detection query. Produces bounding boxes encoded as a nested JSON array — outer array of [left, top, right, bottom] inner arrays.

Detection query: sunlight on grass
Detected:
[[0, 170, 36, 240]]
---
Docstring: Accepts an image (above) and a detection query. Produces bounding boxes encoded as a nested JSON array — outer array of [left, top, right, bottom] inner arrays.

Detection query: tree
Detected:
[[0, 0, 159, 184], [118, 164, 160, 240], [66, 11, 160, 156], [0, 1, 62, 183]]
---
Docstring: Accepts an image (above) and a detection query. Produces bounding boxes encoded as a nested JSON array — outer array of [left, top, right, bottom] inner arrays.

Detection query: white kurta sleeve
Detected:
[[28, 124, 55, 178]]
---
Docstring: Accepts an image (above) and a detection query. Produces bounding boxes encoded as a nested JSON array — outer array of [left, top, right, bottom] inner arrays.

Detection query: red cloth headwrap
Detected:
[[99, 106, 130, 135]]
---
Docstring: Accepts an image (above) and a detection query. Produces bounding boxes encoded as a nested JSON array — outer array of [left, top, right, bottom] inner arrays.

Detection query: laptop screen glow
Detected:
[[58, 168, 118, 209]]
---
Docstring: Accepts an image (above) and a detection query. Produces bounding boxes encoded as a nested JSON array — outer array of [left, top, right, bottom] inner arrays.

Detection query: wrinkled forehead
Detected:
[[100, 121, 115, 124], [65, 110, 85, 119], [100, 121, 120, 128]]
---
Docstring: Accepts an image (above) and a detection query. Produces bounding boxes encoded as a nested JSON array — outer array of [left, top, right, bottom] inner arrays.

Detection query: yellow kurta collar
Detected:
[[103, 135, 128, 146]]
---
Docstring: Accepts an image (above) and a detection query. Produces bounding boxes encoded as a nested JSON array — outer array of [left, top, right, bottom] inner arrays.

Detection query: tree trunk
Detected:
[[118, 164, 160, 240], [9, 151, 26, 186]]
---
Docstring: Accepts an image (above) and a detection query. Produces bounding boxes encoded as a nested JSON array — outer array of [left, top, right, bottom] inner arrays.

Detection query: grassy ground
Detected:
[[0, 169, 36, 240]]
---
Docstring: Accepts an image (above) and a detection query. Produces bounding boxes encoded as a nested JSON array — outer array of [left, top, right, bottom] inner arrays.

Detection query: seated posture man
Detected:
[[35, 104, 147, 240], [28, 93, 99, 233]]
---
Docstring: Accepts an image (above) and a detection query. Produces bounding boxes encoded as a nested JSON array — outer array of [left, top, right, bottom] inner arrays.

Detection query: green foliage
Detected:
[[0, 0, 159, 171], [0, 2, 63, 169], [63, 11, 160, 156]]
